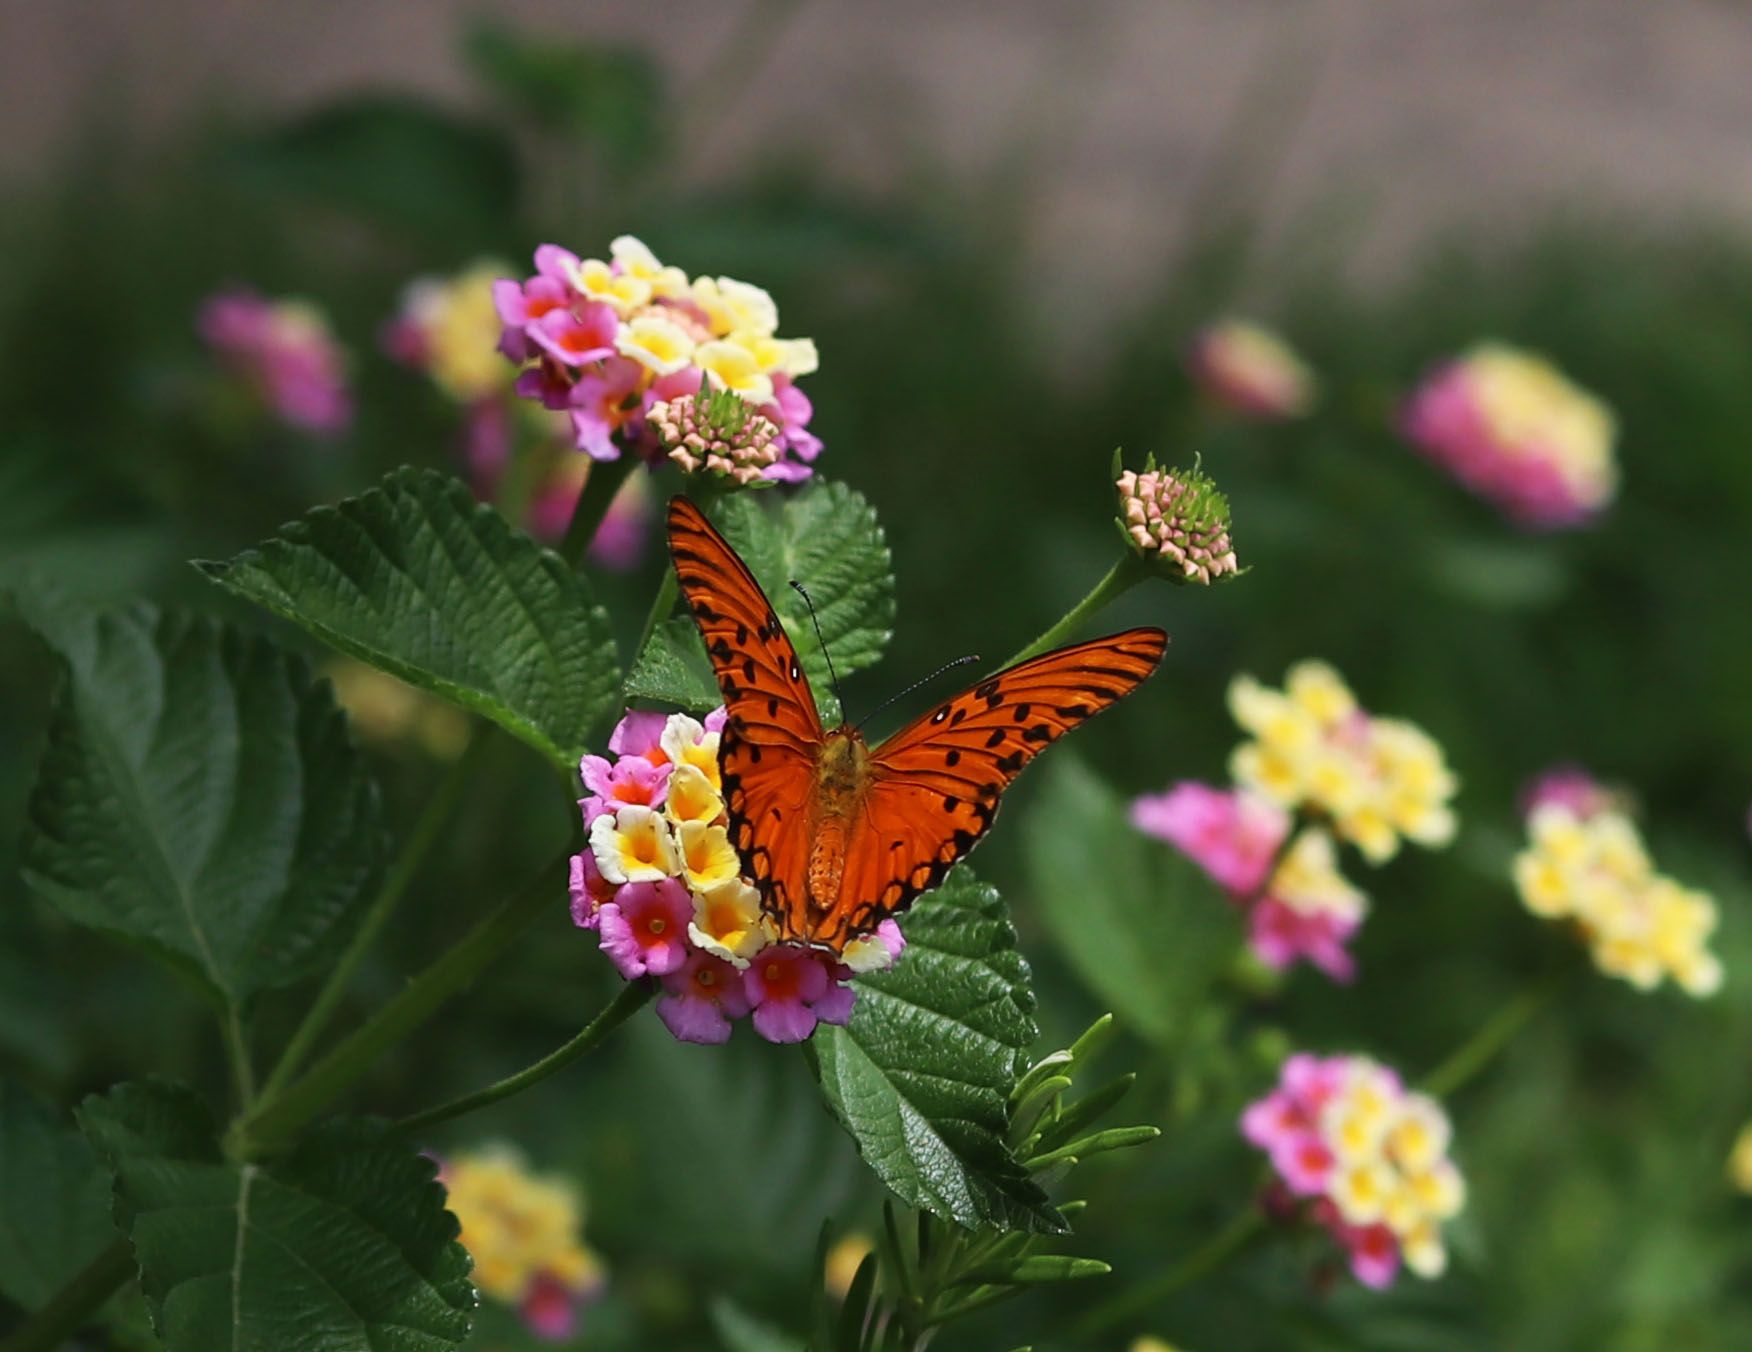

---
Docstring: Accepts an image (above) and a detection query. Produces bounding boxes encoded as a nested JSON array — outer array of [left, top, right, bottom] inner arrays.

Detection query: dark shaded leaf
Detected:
[[197, 468, 618, 770]]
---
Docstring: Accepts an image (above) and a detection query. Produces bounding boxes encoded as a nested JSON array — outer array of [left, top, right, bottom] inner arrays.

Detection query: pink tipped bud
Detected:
[[650, 388, 781, 487], [1114, 453, 1238, 584]]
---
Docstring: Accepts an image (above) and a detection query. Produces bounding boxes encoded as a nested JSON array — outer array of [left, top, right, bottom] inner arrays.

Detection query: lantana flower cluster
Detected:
[[437, 1146, 603, 1342], [1229, 660, 1458, 864], [1513, 770, 1722, 996], [495, 236, 821, 479], [1185, 318, 1317, 420], [1400, 343, 1617, 529], [1243, 1053, 1465, 1287], [1132, 784, 1363, 980], [384, 260, 651, 565], [1133, 662, 1457, 980], [571, 709, 902, 1044], [198, 288, 351, 434]]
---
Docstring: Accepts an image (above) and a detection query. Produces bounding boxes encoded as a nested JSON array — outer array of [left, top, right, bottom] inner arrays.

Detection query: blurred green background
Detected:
[[3, 4, 1751, 1349]]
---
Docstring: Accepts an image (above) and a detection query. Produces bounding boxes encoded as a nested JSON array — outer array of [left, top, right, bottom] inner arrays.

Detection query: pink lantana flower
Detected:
[[841, 918, 907, 974], [607, 709, 671, 764], [529, 302, 619, 368], [569, 357, 646, 461], [568, 851, 617, 931], [656, 951, 753, 1044], [578, 752, 671, 825], [597, 879, 693, 978], [1131, 782, 1289, 897], [762, 375, 823, 480], [746, 946, 856, 1043]]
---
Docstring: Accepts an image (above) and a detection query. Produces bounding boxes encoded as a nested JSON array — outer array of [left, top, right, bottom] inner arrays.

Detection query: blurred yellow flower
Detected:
[[395, 261, 513, 403], [824, 1232, 874, 1298], [441, 1146, 603, 1337], [323, 659, 471, 760], [1729, 1124, 1752, 1193], [1513, 804, 1722, 997], [1229, 661, 1458, 863]]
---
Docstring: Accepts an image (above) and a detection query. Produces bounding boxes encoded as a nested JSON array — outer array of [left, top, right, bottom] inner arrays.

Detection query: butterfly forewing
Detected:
[[845, 629, 1169, 923], [666, 497, 825, 936]]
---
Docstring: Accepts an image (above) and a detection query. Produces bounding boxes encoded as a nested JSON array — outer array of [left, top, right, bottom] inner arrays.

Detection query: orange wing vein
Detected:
[[665, 496, 823, 931]]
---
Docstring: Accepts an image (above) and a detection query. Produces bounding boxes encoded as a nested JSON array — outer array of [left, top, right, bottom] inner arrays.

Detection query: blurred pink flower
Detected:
[[1131, 782, 1289, 897], [1518, 765, 1616, 822], [198, 288, 351, 434], [607, 709, 671, 763], [1185, 319, 1316, 420], [584, 473, 653, 572], [1400, 344, 1616, 529]]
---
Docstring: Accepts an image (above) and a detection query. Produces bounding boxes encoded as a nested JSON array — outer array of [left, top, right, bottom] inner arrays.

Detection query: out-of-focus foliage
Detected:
[[2, 15, 1750, 1352]]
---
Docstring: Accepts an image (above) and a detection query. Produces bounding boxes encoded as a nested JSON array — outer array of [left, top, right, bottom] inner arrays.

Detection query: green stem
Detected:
[[631, 482, 723, 661], [393, 980, 654, 1137], [0, 1237, 134, 1352], [634, 568, 679, 662], [259, 727, 491, 1104], [1068, 1205, 1264, 1340], [559, 456, 636, 568], [1421, 973, 1562, 1099], [224, 1006, 256, 1110], [1003, 553, 1148, 668], [230, 849, 571, 1158]]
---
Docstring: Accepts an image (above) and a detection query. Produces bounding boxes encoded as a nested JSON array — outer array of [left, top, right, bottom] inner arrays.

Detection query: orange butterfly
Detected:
[[667, 496, 1167, 955]]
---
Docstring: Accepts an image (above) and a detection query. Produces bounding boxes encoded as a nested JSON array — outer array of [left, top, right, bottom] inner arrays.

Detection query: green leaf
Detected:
[[1023, 756, 1239, 1045], [463, 20, 664, 165], [624, 615, 723, 714], [710, 1297, 807, 1352], [20, 601, 384, 1011], [627, 481, 894, 722], [951, 1254, 1111, 1286], [809, 870, 1065, 1235], [0, 442, 169, 602], [196, 468, 619, 770], [79, 1080, 474, 1352], [236, 96, 519, 245], [0, 1080, 118, 1310]]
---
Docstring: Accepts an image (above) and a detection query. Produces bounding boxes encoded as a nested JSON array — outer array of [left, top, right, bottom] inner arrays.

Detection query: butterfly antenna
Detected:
[[855, 654, 981, 733], [789, 581, 846, 716]]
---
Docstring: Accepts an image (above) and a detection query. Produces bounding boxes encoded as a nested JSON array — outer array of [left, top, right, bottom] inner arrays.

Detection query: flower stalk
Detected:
[[393, 979, 655, 1136], [0, 1238, 135, 1352], [259, 724, 493, 1103], [559, 455, 637, 567], [229, 848, 572, 1158], [1003, 552, 1148, 668]]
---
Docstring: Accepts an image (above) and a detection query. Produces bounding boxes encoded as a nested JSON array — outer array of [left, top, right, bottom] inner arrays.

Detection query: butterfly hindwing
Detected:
[[665, 496, 824, 936], [846, 628, 1169, 924]]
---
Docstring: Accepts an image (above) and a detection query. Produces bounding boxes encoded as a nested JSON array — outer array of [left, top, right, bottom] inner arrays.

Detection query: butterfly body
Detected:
[[668, 496, 1167, 956]]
